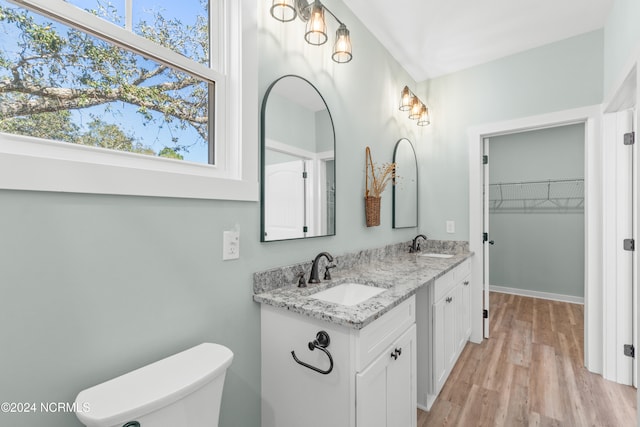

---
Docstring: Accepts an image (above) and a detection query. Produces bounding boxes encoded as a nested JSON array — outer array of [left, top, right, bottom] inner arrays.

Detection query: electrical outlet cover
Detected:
[[223, 230, 240, 260], [446, 221, 455, 234]]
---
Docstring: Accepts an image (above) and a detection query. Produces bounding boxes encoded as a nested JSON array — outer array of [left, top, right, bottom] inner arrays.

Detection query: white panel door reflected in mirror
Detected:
[[393, 138, 418, 228], [261, 75, 336, 241]]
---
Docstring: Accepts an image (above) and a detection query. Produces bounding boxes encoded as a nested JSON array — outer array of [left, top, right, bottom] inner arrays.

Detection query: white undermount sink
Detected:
[[419, 253, 454, 259], [310, 283, 385, 306]]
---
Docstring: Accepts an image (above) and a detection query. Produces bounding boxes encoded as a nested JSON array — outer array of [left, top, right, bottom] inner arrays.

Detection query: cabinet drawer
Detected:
[[433, 259, 471, 302], [453, 259, 471, 279], [356, 296, 415, 371], [433, 271, 454, 302]]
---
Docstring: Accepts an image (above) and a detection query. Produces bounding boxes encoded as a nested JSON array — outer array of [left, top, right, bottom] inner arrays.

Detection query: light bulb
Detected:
[[304, 1, 327, 45], [270, 0, 297, 22], [332, 24, 352, 63]]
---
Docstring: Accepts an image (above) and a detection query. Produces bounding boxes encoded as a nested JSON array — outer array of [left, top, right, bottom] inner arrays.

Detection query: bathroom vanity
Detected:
[[254, 242, 473, 427], [416, 257, 472, 410], [260, 296, 416, 427]]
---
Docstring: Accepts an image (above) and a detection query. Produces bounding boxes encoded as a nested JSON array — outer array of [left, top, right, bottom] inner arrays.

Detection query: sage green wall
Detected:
[[0, 1, 422, 427], [488, 124, 585, 298], [604, 0, 640, 98], [417, 30, 603, 241], [259, 0, 423, 248], [316, 109, 334, 153], [265, 93, 317, 152]]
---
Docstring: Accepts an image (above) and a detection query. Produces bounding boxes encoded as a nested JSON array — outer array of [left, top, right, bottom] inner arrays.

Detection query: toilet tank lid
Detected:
[[75, 343, 233, 427]]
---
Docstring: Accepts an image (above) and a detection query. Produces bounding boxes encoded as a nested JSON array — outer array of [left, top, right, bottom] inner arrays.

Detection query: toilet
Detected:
[[75, 343, 233, 427]]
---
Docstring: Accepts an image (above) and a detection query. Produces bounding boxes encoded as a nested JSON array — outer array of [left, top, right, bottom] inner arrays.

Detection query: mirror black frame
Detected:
[[392, 138, 418, 228], [260, 75, 336, 242]]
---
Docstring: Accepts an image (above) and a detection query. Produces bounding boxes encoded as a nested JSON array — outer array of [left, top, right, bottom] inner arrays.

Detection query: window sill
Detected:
[[0, 133, 259, 201]]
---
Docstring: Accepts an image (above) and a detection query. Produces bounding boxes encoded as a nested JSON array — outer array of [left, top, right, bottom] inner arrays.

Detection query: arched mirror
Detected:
[[393, 138, 418, 228], [261, 75, 336, 241]]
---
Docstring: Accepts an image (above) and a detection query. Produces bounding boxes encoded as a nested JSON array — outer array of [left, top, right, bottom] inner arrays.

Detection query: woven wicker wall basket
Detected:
[[365, 196, 381, 227]]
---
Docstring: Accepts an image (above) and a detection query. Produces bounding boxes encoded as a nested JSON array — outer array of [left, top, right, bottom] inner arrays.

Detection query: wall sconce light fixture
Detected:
[[270, 0, 353, 63], [417, 105, 431, 126], [399, 85, 430, 126]]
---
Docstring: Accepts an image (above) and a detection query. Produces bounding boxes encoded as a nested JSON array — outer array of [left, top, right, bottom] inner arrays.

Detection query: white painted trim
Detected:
[[1, 0, 259, 201], [0, 133, 259, 200], [468, 104, 602, 373], [603, 63, 638, 389], [266, 139, 318, 160], [490, 285, 584, 305], [10, 0, 222, 82], [602, 110, 635, 385], [469, 140, 483, 345], [634, 66, 639, 391], [482, 138, 490, 339], [317, 150, 335, 161], [266, 140, 335, 163]]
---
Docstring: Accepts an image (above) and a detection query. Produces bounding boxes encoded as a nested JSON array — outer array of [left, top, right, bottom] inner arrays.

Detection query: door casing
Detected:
[[468, 105, 602, 375]]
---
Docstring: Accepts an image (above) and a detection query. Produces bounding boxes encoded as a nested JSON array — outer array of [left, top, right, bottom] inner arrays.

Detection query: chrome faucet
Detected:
[[410, 234, 427, 253], [309, 252, 334, 284]]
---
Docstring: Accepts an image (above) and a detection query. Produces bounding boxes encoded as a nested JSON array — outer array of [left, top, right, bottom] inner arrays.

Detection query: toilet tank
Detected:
[[75, 343, 233, 427]]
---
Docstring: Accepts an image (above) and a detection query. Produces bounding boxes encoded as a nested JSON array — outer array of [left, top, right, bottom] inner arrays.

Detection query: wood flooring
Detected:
[[417, 292, 637, 427]]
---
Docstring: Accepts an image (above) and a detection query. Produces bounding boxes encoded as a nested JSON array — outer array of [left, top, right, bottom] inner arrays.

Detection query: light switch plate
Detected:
[[223, 230, 240, 260], [446, 220, 455, 234]]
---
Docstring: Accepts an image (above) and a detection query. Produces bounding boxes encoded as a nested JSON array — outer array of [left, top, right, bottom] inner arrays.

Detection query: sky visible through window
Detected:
[[66, 0, 210, 63], [0, 0, 211, 164]]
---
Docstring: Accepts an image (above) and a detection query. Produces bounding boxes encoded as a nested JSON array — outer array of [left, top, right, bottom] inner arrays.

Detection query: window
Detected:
[[0, 0, 258, 200]]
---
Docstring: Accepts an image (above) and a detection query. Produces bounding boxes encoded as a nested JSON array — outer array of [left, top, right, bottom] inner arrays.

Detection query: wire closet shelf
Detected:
[[488, 179, 584, 213]]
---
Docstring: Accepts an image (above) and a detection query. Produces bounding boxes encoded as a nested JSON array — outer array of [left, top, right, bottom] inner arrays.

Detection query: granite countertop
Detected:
[[253, 251, 473, 330]]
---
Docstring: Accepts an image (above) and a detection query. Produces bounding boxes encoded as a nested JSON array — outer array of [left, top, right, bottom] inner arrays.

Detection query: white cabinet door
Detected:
[[386, 325, 416, 427], [444, 288, 458, 368], [433, 288, 457, 393], [356, 349, 387, 427], [356, 325, 417, 427], [432, 296, 447, 392]]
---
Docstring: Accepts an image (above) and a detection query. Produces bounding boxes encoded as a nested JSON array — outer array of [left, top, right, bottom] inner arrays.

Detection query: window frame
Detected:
[[0, 0, 258, 201]]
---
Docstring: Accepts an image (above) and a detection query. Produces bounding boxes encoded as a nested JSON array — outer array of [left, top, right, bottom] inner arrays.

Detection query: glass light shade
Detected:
[[305, 1, 328, 45], [332, 24, 352, 63], [417, 105, 431, 126], [270, 0, 297, 22], [408, 97, 422, 120], [399, 86, 412, 111]]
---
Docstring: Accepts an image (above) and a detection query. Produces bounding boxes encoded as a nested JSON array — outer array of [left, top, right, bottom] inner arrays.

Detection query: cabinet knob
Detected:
[[446, 296, 453, 303], [390, 348, 402, 360], [463, 281, 469, 286]]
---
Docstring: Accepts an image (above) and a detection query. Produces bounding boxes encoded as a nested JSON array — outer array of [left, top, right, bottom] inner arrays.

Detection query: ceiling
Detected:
[[271, 76, 327, 111], [343, 0, 615, 82]]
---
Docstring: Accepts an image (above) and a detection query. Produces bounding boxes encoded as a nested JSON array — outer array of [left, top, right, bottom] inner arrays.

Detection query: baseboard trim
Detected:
[[490, 285, 584, 305], [417, 394, 436, 413]]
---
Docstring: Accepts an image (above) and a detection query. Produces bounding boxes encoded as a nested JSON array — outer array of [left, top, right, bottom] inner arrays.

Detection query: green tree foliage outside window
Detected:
[[0, 0, 211, 163]]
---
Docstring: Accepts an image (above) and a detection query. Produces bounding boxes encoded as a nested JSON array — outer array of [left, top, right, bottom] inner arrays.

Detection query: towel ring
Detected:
[[291, 331, 334, 375]]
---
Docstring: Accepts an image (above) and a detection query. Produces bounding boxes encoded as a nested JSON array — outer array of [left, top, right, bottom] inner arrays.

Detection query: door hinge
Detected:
[[624, 131, 635, 145], [302, 171, 308, 179], [483, 232, 488, 242], [483, 309, 488, 319], [623, 238, 635, 251], [483, 155, 488, 164], [624, 344, 635, 358]]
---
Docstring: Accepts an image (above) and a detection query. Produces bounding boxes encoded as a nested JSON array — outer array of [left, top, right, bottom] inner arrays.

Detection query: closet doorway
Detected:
[[468, 105, 602, 373], [484, 124, 586, 309]]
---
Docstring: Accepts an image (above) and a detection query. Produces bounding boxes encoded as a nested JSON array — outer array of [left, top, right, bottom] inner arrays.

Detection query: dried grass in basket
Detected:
[[365, 146, 395, 227]]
